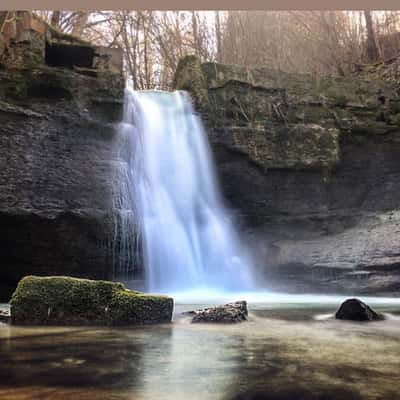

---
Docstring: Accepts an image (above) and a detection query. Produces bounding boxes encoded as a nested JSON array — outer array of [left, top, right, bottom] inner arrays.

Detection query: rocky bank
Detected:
[[175, 56, 400, 295]]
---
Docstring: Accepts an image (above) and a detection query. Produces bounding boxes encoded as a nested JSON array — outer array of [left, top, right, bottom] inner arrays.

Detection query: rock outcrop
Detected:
[[0, 11, 122, 74], [10, 276, 173, 325], [335, 298, 382, 321], [0, 12, 124, 301], [190, 301, 248, 323], [0, 306, 10, 324], [175, 56, 400, 295]]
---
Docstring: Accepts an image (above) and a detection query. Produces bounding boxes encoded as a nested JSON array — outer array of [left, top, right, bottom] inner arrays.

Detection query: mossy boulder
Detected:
[[10, 276, 173, 326]]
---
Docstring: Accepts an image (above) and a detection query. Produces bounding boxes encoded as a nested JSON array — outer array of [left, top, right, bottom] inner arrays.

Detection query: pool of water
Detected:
[[1, 295, 400, 400]]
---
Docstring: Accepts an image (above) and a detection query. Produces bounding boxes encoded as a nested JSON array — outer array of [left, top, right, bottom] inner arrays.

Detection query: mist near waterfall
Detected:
[[114, 89, 254, 293]]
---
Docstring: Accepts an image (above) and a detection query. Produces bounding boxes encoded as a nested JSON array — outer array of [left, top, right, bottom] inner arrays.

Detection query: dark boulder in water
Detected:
[[191, 301, 248, 323], [335, 298, 382, 321]]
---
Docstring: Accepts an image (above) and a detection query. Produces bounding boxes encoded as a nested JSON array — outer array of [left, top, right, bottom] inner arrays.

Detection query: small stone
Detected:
[[191, 301, 248, 323], [335, 298, 383, 321], [0, 308, 11, 324]]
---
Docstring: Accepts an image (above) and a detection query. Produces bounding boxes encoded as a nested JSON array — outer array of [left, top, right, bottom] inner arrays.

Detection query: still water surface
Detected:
[[1, 295, 400, 400]]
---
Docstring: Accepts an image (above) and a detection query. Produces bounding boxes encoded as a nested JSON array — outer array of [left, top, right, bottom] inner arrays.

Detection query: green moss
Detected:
[[95, 70, 124, 100], [173, 55, 209, 111], [390, 113, 400, 126], [389, 99, 400, 114], [0, 68, 72, 100], [0, 64, 123, 107], [10, 276, 173, 326], [0, 72, 30, 98], [332, 94, 347, 107], [47, 25, 92, 47], [108, 290, 173, 325], [350, 120, 394, 136]]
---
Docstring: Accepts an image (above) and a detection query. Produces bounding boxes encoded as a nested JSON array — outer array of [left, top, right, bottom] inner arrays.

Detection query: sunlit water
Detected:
[[1, 298, 400, 400], [114, 90, 253, 293]]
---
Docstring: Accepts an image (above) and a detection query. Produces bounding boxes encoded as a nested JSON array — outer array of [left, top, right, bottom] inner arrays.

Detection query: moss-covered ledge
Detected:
[[174, 56, 400, 173], [10, 276, 173, 326]]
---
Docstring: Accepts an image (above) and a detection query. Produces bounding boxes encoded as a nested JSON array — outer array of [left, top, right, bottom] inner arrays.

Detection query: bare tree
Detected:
[[50, 11, 60, 28], [30, 10, 400, 88], [71, 11, 89, 37], [215, 11, 223, 62], [364, 11, 380, 62]]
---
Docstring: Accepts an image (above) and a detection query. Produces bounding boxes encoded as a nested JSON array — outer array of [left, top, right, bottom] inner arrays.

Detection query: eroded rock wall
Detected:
[[0, 65, 123, 301], [175, 56, 400, 295]]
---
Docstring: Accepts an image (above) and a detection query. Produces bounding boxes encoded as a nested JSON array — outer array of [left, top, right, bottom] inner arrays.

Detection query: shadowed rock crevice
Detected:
[[45, 42, 95, 69]]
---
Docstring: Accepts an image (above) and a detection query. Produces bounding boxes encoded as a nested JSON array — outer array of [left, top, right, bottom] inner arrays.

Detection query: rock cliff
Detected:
[[0, 12, 124, 301], [2, 16, 400, 298], [175, 56, 400, 295]]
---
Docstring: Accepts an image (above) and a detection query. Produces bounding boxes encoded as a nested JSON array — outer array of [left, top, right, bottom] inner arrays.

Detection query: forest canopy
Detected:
[[3, 10, 400, 89]]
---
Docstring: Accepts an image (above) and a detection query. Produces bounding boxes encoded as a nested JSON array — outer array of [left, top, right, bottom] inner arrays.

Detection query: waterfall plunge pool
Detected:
[[5, 91, 393, 399], [1, 296, 400, 400]]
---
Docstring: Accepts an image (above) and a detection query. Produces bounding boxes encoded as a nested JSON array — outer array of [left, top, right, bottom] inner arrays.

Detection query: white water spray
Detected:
[[115, 89, 253, 293]]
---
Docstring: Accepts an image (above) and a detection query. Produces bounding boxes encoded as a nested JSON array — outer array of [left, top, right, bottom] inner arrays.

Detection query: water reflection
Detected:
[[1, 302, 400, 400]]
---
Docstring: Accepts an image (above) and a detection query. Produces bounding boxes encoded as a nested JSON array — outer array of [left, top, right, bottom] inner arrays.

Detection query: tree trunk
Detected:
[[215, 11, 222, 62], [50, 11, 60, 29], [192, 11, 200, 56], [71, 12, 89, 37], [143, 16, 150, 89], [364, 11, 380, 62]]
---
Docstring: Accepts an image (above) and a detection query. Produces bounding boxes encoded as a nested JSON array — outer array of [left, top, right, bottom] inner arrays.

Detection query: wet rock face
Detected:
[[0, 13, 125, 302], [191, 301, 248, 323], [175, 56, 400, 295], [0, 65, 123, 301], [335, 298, 382, 321]]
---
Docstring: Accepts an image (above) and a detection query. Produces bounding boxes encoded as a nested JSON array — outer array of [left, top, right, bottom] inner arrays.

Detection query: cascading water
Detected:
[[114, 89, 253, 293]]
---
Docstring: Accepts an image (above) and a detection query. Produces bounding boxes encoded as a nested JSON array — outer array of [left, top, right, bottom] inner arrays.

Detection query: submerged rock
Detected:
[[191, 301, 248, 323], [10, 276, 173, 326], [335, 298, 382, 321]]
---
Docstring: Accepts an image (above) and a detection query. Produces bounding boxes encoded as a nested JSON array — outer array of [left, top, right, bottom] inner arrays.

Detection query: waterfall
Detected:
[[114, 89, 253, 293]]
